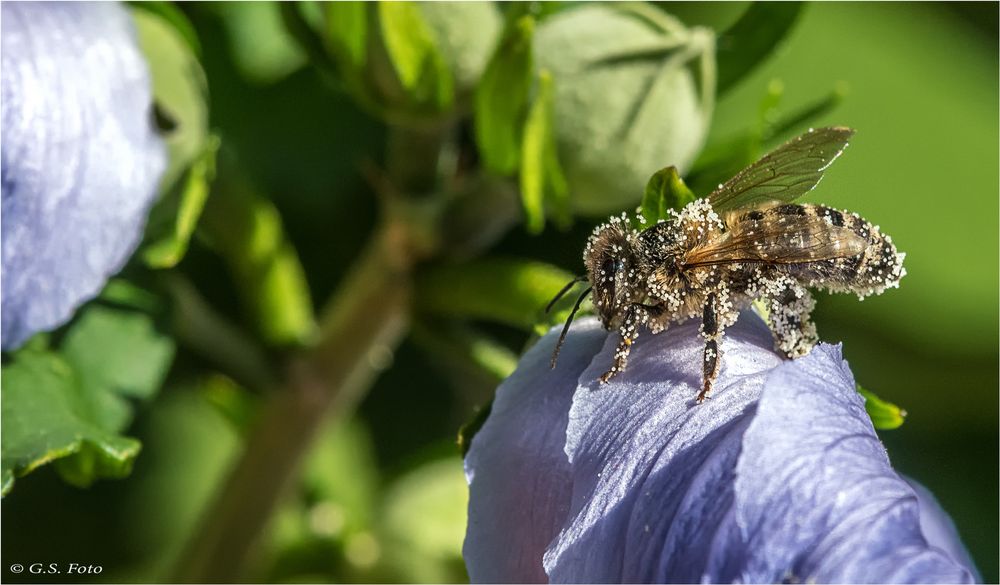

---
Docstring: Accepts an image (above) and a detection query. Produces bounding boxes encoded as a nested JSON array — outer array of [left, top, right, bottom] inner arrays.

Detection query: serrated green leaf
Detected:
[[639, 166, 697, 227], [857, 384, 907, 430], [378, 1, 453, 109], [132, 6, 209, 194], [415, 258, 575, 331], [1, 351, 141, 495], [1, 302, 175, 495], [61, 306, 176, 431], [324, 1, 367, 70], [716, 2, 804, 94], [143, 135, 220, 269], [475, 15, 534, 175], [520, 69, 568, 234]]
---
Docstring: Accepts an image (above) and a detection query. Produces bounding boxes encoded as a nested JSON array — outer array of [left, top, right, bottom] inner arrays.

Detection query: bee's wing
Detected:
[[706, 127, 855, 213], [684, 214, 867, 267]]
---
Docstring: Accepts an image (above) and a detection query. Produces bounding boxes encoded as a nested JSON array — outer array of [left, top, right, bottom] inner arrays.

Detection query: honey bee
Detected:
[[549, 127, 906, 402]]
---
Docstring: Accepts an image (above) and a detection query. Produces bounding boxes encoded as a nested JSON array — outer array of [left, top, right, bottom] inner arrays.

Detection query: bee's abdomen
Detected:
[[798, 204, 906, 297]]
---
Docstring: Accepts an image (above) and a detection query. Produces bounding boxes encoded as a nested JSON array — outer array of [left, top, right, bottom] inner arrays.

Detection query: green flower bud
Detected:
[[418, 2, 501, 97], [324, 1, 501, 126], [534, 5, 715, 215]]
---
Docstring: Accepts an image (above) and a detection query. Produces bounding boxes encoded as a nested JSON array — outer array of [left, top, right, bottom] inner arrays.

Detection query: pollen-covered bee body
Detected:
[[566, 127, 906, 402]]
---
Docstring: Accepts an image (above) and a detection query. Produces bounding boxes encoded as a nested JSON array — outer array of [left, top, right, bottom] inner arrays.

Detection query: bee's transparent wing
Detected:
[[684, 214, 866, 267], [706, 127, 855, 212]]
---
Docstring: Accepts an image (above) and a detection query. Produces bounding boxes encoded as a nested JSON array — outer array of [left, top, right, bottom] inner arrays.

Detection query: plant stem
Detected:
[[174, 123, 446, 582], [175, 221, 413, 583]]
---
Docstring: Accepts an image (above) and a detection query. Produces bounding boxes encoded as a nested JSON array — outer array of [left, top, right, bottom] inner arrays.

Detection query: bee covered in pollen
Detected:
[[548, 127, 906, 403]]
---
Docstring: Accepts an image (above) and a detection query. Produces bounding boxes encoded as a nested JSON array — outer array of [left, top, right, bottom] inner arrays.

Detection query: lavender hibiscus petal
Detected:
[[465, 312, 976, 584], [544, 313, 781, 583], [907, 479, 981, 581], [464, 318, 607, 583], [732, 344, 977, 583], [1, 1, 166, 349]]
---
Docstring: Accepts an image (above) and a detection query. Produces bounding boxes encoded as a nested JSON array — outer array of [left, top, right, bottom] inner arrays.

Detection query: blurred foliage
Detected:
[[2, 2, 996, 584], [2, 300, 174, 495]]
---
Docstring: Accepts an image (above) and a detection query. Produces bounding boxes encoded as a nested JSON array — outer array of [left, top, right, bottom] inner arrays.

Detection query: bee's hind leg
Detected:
[[765, 277, 818, 358], [698, 289, 737, 403], [600, 304, 662, 383]]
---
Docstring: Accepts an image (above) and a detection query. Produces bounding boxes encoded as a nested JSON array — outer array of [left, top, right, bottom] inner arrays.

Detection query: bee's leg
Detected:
[[698, 292, 722, 403], [697, 285, 737, 403], [766, 278, 818, 358], [599, 304, 662, 383]]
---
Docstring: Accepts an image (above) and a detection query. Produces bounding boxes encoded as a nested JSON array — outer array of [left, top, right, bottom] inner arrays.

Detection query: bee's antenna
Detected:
[[550, 287, 593, 369], [546, 275, 587, 314]]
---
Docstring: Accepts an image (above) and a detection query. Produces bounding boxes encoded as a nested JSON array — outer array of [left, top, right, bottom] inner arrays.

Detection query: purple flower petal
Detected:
[[464, 313, 978, 583], [1, 1, 166, 350], [907, 479, 981, 582], [732, 344, 976, 583], [544, 314, 780, 583], [464, 319, 606, 583]]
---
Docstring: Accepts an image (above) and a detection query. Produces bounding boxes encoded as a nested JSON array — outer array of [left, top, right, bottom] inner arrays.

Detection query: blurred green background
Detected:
[[3, 2, 997, 583]]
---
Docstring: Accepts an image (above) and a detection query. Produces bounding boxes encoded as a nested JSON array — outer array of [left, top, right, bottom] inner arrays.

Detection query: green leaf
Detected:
[[857, 384, 907, 430], [716, 2, 804, 94], [415, 258, 575, 331], [520, 69, 569, 234], [324, 1, 367, 70], [1, 303, 176, 495], [142, 135, 220, 269], [132, 6, 210, 194], [200, 176, 316, 347], [377, 1, 454, 109], [1, 352, 140, 495], [61, 306, 176, 431], [100, 279, 165, 315], [474, 15, 534, 175], [638, 166, 697, 227]]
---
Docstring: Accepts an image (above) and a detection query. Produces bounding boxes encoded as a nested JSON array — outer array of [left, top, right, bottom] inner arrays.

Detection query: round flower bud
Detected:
[[324, 2, 501, 125], [535, 5, 714, 216]]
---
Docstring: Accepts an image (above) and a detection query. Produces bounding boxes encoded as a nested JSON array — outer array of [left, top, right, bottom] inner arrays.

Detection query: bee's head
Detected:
[[584, 219, 639, 328]]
